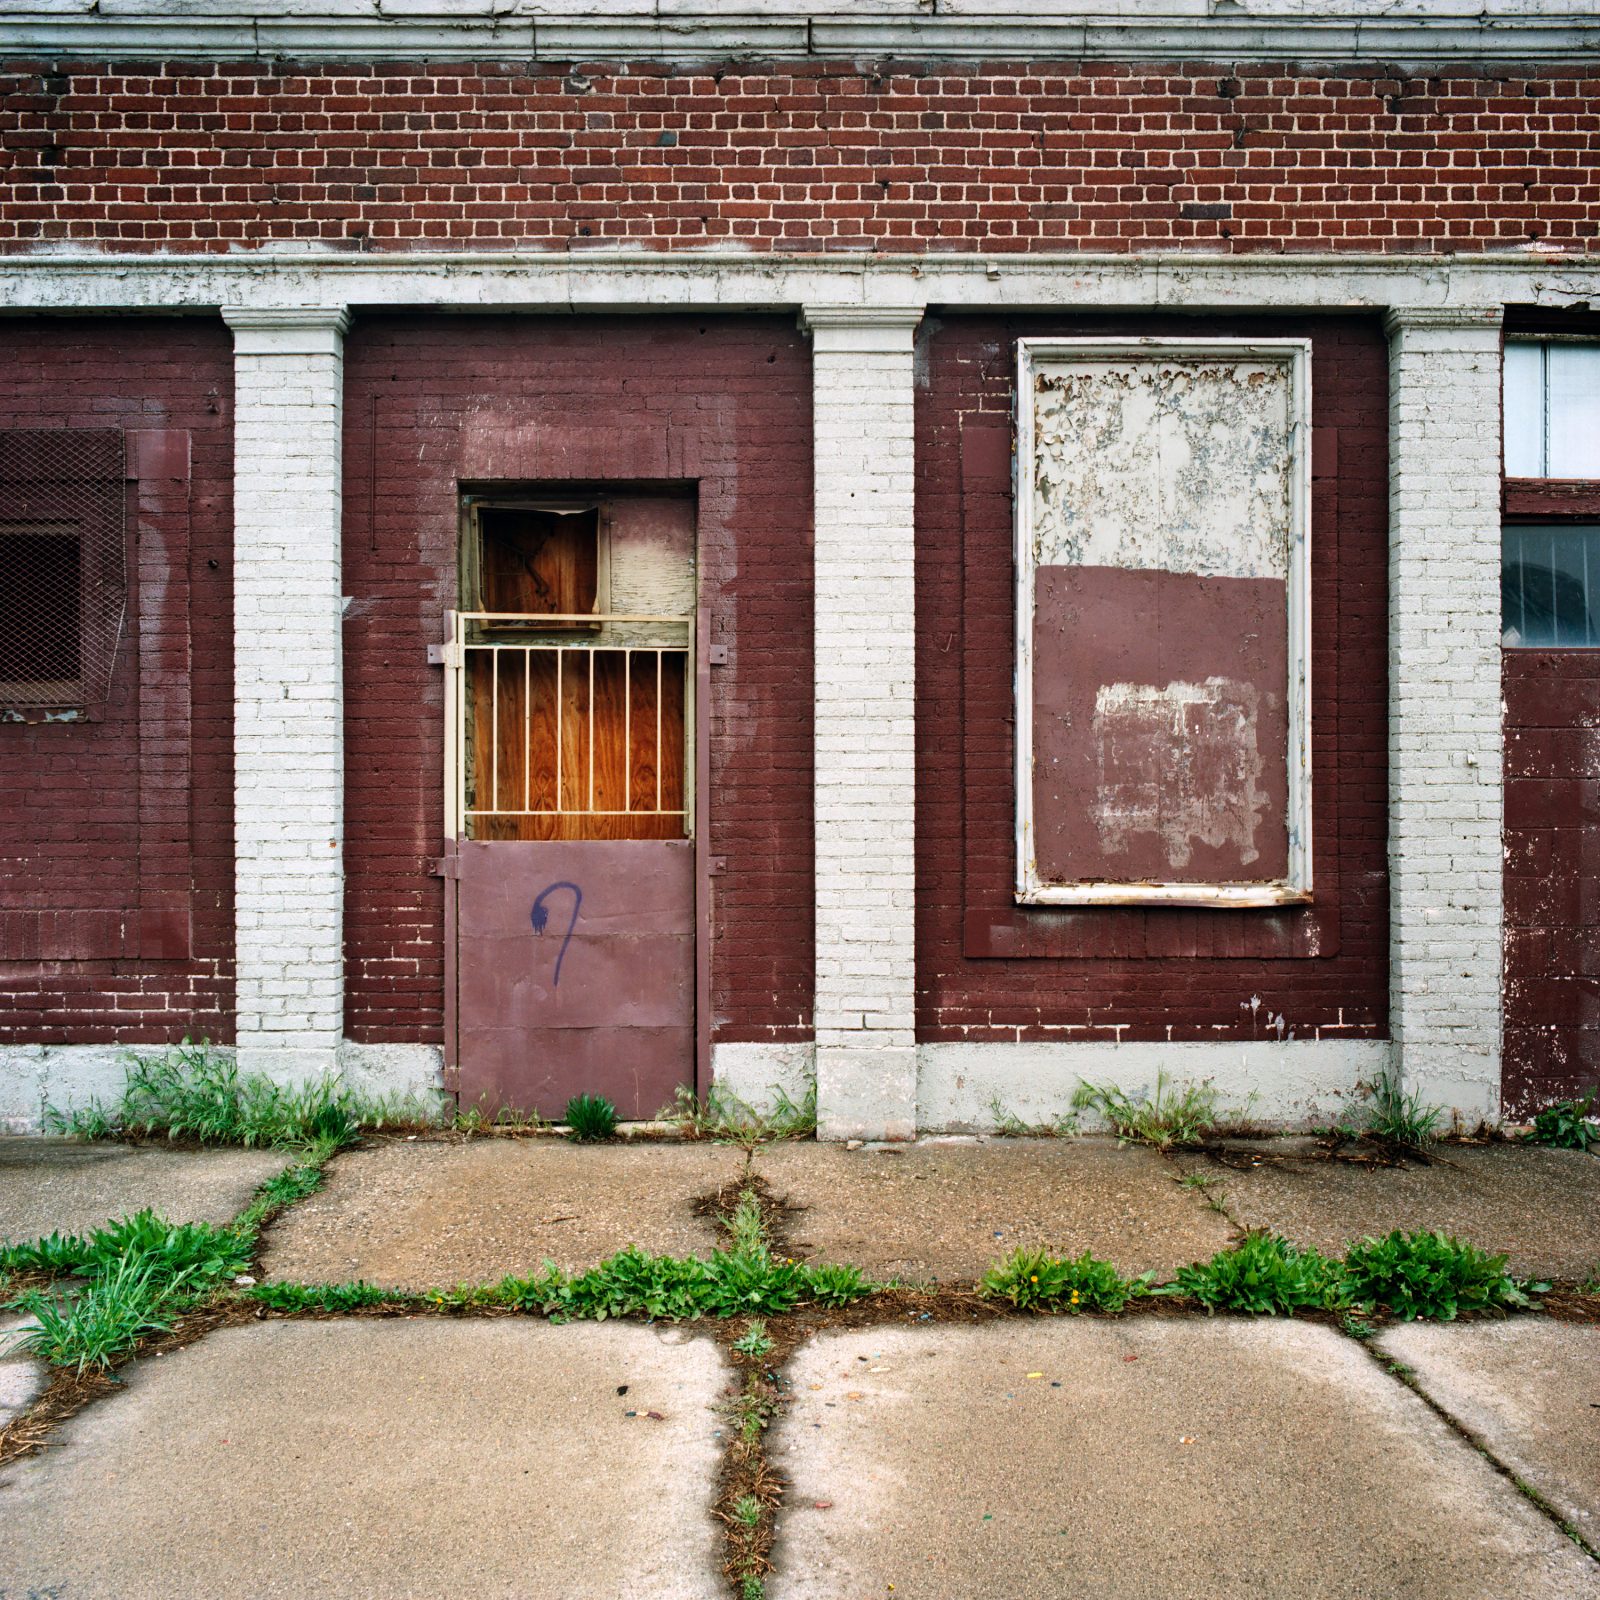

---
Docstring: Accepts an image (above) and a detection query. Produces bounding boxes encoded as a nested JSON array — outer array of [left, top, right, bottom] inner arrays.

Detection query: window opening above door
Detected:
[[449, 490, 696, 843]]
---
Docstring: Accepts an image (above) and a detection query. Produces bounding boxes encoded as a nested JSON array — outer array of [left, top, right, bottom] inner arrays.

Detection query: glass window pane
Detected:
[[1503, 342, 1545, 476], [1502, 523, 1600, 647], [1547, 345, 1600, 478]]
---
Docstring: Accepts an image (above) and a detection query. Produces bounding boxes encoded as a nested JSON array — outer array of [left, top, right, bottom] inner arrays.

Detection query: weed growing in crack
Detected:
[[450, 1097, 549, 1136], [981, 1248, 1149, 1312], [1364, 1073, 1443, 1149], [986, 1095, 1079, 1139], [1341, 1231, 1543, 1321], [722, 1190, 768, 1256], [1161, 1233, 1347, 1316], [1070, 1072, 1219, 1150], [732, 1320, 774, 1359], [0, 1210, 250, 1282], [564, 1093, 619, 1142], [251, 1280, 405, 1312], [1522, 1090, 1598, 1152], [732, 1495, 762, 1528], [660, 1079, 817, 1147]]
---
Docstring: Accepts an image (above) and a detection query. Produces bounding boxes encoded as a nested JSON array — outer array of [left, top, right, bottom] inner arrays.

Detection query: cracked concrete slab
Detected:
[[1169, 1143, 1600, 1277], [0, 1137, 293, 1244], [767, 1319, 1600, 1600], [0, 1319, 727, 1599], [262, 1136, 745, 1288], [756, 1137, 1233, 1283], [1378, 1321, 1600, 1552], [0, 1314, 46, 1428]]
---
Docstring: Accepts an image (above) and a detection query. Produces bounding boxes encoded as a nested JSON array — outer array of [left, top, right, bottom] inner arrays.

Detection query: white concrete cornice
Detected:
[[1384, 305, 1508, 333], [5, 7, 1600, 68], [4, 248, 1600, 318], [222, 305, 352, 355]]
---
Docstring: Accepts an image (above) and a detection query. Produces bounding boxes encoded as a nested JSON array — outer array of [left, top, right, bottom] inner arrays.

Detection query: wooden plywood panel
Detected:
[[468, 648, 687, 842]]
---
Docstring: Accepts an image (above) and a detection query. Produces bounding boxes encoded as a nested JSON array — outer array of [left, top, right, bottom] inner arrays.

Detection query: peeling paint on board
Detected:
[[1032, 358, 1291, 579], [1093, 676, 1270, 870]]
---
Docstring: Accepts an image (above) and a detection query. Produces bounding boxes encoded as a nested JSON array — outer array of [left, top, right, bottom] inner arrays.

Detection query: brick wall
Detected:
[[915, 312, 1390, 1043], [342, 313, 813, 1047], [0, 317, 234, 1043], [2, 61, 1597, 254], [1503, 651, 1600, 1115]]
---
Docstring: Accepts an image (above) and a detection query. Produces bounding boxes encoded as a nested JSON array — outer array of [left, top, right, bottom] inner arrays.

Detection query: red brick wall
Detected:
[[1503, 652, 1600, 1114], [342, 314, 813, 1046], [0, 318, 234, 1043], [3, 61, 1596, 253], [915, 313, 1390, 1043]]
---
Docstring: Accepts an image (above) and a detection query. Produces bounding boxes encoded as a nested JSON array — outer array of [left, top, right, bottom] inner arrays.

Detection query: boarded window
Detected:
[[1014, 338, 1311, 906], [0, 429, 126, 712], [467, 504, 604, 626]]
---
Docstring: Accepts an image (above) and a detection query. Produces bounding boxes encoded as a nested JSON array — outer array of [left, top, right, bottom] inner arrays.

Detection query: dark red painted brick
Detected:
[[914, 313, 1390, 1043]]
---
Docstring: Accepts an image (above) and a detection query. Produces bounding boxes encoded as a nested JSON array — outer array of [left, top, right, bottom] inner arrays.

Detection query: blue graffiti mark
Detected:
[[531, 881, 582, 987]]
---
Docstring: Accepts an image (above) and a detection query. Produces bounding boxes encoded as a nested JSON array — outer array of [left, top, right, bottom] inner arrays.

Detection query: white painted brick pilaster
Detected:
[[1386, 306, 1505, 1125], [223, 306, 350, 1085], [802, 305, 922, 1142]]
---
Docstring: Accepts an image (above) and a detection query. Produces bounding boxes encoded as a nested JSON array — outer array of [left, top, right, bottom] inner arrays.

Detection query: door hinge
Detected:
[[429, 856, 460, 880]]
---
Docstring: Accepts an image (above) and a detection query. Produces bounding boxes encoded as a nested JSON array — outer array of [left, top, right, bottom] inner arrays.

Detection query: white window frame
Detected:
[[1013, 335, 1313, 908]]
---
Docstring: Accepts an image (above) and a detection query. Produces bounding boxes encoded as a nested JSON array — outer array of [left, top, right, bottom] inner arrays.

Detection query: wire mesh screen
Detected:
[[0, 429, 127, 711]]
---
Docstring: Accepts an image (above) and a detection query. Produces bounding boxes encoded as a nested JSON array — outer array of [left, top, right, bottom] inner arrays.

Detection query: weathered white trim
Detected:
[[803, 304, 922, 1144], [225, 305, 351, 1087], [918, 1038, 1393, 1133], [338, 1041, 447, 1106], [4, 6, 1599, 67], [1385, 305, 1506, 1129], [709, 1042, 817, 1114], [1, 249, 1598, 320], [1014, 335, 1313, 907]]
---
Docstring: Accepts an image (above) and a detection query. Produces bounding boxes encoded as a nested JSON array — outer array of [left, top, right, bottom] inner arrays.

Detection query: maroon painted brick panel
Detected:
[[915, 313, 1390, 1043], [0, 318, 234, 1045], [342, 314, 813, 1048], [2, 62, 1598, 254], [1502, 649, 1600, 1114]]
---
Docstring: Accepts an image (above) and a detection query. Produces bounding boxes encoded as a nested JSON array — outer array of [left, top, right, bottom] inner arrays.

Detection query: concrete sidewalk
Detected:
[[3, 1132, 1598, 1598]]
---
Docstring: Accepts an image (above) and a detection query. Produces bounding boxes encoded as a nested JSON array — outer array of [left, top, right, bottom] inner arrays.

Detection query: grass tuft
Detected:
[[1365, 1072, 1443, 1148], [980, 1247, 1146, 1312], [1070, 1071, 1219, 1150], [42, 1040, 443, 1151], [8, 1253, 184, 1375], [563, 1093, 619, 1142]]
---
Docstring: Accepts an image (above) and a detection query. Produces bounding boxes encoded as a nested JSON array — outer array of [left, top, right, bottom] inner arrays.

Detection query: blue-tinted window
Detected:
[[1502, 524, 1600, 647]]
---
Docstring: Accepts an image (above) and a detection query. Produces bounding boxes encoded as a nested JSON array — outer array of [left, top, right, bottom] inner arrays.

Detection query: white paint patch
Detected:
[[710, 1041, 816, 1114], [1093, 677, 1269, 869], [1032, 357, 1291, 578]]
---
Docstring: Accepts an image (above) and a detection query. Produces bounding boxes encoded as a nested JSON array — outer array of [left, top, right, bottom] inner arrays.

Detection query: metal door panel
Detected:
[[453, 838, 694, 1118]]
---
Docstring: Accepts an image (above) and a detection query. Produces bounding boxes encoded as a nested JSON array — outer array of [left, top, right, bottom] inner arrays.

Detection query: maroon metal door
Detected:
[[450, 838, 695, 1119]]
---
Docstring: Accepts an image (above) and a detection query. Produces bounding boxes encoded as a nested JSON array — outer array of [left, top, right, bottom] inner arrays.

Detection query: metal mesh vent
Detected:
[[0, 429, 127, 711]]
